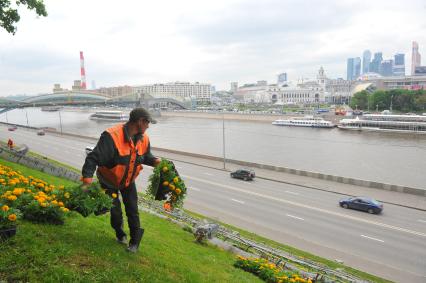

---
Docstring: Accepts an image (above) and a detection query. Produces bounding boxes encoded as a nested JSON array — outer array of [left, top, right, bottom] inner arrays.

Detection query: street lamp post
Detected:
[[222, 111, 226, 169], [25, 109, 29, 126], [58, 111, 63, 135], [390, 95, 393, 112]]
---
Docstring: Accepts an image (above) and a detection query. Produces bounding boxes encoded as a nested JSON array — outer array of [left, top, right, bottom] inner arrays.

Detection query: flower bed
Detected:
[[0, 164, 112, 229], [146, 159, 187, 211], [234, 256, 313, 283]]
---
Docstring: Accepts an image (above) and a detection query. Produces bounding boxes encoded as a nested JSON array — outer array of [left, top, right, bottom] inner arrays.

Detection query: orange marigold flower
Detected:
[[175, 188, 181, 195], [7, 195, 17, 201], [8, 214, 17, 221], [58, 201, 64, 207], [1, 205, 9, 211]]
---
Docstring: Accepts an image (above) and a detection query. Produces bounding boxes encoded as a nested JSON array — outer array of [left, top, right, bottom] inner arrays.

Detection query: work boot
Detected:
[[115, 228, 127, 244], [116, 235, 127, 245], [127, 228, 144, 253]]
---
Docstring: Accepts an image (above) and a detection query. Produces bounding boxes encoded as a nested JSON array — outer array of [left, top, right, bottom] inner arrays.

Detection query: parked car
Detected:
[[230, 168, 255, 181], [85, 146, 95, 155], [8, 126, 17, 131], [339, 197, 383, 214], [37, 130, 45, 136]]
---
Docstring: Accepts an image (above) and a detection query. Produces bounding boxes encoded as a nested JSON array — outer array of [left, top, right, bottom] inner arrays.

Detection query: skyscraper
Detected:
[[277, 73, 288, 85], [411, 41, 421, 75], [369, 52, 383, 74], [347, 57, 361, 80], [380, 60, 394, 76], [354, 57, 361, 79], [362, 50, 371, 74], [347, 58, 354, 80], [393, 53, 405, 76]]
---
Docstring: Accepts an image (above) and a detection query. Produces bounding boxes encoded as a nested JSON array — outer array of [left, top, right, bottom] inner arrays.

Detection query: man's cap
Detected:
[[129, 108, 157, 124]]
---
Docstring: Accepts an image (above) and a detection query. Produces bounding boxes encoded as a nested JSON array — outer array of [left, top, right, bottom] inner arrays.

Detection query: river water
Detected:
[[1, 107, 426, 189]]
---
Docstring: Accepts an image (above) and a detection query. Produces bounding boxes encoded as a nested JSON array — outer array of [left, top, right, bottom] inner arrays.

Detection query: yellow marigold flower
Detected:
[[1, 205, 9, 211], [59, 185, 64, 190], [40, 202, 48, 207], [162, 166, 168, 173], [175, 188, 181, 195], [112, 193, 118, 199], [162, 181, 169, 186], [173, 177, 179, 184], [64, 192, 70, 199], [58, 201, 64, 207], [168, 184, 175, 191], [61, 207, 69, 212], [8, 214, 17, 221], [7, 195, 17, 201], [51, 200, 58, 206]]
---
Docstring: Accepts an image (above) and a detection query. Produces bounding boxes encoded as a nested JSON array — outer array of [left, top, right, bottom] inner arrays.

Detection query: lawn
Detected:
[[0, 158, 262, 282]]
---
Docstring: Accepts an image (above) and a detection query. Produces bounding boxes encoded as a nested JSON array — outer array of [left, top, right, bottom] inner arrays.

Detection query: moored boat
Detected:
[[89, 111, 129, 122], [272, 116, 335, 128], [338, 114, 426, 134]]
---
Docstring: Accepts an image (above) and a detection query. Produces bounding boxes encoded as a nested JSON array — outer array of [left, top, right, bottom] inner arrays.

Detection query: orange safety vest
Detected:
[[97, 124, 149, 189]]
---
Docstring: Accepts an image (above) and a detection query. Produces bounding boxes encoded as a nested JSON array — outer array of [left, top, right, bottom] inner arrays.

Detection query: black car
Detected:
[[230, 169, 255, 181], [339, 197, 383, 214]]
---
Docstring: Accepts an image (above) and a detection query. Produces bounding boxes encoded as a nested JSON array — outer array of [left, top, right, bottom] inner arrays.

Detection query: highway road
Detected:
[[1, 125, 425, 282]]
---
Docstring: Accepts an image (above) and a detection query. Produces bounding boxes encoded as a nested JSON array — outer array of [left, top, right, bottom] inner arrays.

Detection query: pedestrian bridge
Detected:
[[0, 91, 188, 113]]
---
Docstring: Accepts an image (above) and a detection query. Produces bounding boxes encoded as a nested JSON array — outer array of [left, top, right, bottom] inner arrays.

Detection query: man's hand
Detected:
[[153, 158, 162, 167], [80, 177, 93, 191]]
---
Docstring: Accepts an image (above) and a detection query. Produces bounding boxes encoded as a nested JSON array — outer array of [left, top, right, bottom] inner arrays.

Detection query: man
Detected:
[[81, 108, 161, 253], [7, 138, 14, 149]]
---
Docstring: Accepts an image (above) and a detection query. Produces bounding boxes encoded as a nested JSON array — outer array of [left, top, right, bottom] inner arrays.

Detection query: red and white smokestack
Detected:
[[80, 51, 87, 89]]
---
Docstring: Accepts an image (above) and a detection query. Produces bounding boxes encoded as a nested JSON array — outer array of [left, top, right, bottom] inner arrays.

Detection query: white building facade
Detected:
[[133, 82, 211, 104]]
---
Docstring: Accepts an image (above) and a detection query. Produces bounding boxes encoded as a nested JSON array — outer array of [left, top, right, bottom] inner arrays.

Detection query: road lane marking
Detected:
[[361, 235, 384, 243], [190, 187, 201, 192], [183, 175, 426, 238], [285, 190, 299, 195], [203, 173, 213, 176], [231, 199, 245, 204], [418, 219, 426, 223], [286, 214, 304, 221]]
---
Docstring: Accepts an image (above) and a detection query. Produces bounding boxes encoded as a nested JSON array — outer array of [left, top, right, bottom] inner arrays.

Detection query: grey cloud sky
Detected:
[[0, 0, 425, 96]]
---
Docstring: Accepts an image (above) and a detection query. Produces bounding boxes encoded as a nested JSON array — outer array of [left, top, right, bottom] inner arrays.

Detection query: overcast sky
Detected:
[[0, 0, 425, 96]]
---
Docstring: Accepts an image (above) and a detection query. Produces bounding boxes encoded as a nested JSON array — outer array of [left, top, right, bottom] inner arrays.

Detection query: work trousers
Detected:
[[103, 182, 140, 241]]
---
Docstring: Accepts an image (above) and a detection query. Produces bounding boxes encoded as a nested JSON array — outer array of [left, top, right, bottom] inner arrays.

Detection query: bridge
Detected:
[[0, 91, 188, 113]]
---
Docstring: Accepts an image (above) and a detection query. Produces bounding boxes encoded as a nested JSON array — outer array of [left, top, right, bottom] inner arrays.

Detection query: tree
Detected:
[[350, 90, 369, 110], [0, 0, 47, 34]]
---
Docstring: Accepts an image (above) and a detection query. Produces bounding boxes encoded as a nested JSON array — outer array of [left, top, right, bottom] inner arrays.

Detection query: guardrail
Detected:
[[139, 198, 369, 283]]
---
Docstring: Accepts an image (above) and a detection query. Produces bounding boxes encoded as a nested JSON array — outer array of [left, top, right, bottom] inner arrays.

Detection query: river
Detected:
[[1, 107, 425, 189]]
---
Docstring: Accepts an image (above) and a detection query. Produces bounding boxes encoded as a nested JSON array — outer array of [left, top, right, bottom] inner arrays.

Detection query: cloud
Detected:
[[0, 0, 425, 95]]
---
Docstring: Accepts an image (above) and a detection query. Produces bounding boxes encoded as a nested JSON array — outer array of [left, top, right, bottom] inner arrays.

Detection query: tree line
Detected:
[[350, 89, 426, 112]]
